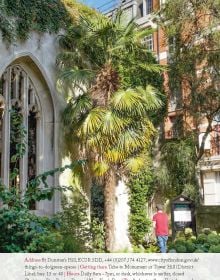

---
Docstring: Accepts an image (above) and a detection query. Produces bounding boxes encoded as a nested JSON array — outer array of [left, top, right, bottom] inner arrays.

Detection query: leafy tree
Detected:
[[58, 12, 164, 251], [156, 138, 199, 200], [159, 0, 220, 161]]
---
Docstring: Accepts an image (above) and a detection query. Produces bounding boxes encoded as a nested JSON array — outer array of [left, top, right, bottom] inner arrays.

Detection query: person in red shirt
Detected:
[[152, 204, 169, 253]]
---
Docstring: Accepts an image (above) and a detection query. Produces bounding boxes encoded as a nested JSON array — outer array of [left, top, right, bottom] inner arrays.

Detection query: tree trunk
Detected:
[[103, 168, 116, 252]]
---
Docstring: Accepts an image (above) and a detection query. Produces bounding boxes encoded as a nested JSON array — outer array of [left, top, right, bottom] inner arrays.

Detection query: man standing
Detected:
[[153, 204, 169, 253]]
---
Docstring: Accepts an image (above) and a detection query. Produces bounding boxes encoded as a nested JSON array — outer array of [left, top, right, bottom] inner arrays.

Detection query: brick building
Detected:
[[104, 0, 220, 231]]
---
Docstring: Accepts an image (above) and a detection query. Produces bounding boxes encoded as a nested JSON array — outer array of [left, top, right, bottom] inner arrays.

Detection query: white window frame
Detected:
[[142, 34, 154, 51]]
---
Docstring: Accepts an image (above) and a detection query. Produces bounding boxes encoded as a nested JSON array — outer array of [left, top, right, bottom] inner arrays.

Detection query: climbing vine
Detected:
[[0, 0, 70, 42], [0, 0, 97, 43], [128, 168, 155, 246]]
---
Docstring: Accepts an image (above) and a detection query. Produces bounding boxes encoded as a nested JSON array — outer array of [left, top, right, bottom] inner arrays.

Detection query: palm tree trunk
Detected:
[[103, 168, 116, 252]]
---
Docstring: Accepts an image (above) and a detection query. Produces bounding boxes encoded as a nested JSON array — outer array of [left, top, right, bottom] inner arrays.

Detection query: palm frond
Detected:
[[116, 128, 152, 154], [91, 161, 109, 177], [59, 67, 94, 85], [101, 110, 128, 135], [124, 153, 149, 173], [136, 85, 163, 110], [104, 149, 125, 163], [111, 89, 146, 115], [78, 107, 105, 136], [63, 94, 92, 127], [134, 28, 155, 41]]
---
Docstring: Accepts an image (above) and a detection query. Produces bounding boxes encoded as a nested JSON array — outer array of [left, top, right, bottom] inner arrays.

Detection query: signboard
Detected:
[[171, 195, 196, 240], [174, 204, 192, 222], [174, 210, 192, 222]]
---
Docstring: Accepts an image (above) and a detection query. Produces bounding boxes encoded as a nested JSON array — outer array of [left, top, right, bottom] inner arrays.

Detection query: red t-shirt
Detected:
[[153, 212, 168, 236]]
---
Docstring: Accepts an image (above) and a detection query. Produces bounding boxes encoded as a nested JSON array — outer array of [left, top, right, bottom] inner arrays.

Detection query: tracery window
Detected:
[[0, 65, 40, 202]]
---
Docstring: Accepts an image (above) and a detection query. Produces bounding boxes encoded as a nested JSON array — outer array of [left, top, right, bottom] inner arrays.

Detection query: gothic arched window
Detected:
[[0, 65, 40, 201]]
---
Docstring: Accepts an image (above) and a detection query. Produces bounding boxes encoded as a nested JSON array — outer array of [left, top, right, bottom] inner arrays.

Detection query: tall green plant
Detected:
[[58, 11, 164, 252], [156, 137, 199, 201], [128, 168, 155, 246], [56, 191, 92, 253]]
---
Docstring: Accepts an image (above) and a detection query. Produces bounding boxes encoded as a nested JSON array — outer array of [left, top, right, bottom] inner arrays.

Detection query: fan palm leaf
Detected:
[[59, 8, 164, 252], [124, 153, 150, 173], [63, 94, 92, 126], [136, 85, 163, 110], [78, 107, 105, 137], [100, 110, 129, 135]]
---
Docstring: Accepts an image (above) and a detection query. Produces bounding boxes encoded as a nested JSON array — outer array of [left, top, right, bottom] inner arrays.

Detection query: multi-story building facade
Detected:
[[104, 1, 220, 217]]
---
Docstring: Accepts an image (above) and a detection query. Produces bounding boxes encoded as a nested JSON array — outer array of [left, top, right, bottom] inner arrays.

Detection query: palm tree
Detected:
[[58, 11, 164, 252]]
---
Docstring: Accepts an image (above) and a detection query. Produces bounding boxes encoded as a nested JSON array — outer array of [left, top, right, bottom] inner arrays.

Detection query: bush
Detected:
[[174, 238, 186, 247], [27, 232, 64, 253], [207, 233, 219, 246], [175, 244, 187, 253], [209, 245, 220, 253], [197, 233, 207, 244], [91, 218, 105, 252], [185, 240, 196, 253], [0, 205, 62, 252], [90, 184, 105, 252], [169, 229, 220, 253], [56, 191, 92, 253]]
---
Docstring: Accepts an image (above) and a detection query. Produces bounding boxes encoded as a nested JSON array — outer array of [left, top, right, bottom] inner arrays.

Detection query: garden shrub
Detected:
[[26, 232, 64, 253], [185, 240, 196, 253], [169, 228, 220, 253], [209, 244, 220, 253], [0, 200, 63, 252], [56, 191, 92, 253], [175, 244, 187, 253], [197, 233, 207, 244], [194, 249, 204, 253], [207, 233, 219, 245]]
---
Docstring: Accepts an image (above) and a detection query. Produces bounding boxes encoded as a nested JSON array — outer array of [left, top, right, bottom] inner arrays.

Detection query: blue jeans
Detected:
[[157, 235, 168, 253]]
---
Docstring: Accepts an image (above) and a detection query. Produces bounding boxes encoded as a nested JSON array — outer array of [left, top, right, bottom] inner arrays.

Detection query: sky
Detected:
[[80, 0, 119, 12]]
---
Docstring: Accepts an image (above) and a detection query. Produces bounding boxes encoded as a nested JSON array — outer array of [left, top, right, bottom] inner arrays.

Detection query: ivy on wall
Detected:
[[0, 0, 70, 42], [0, 0, 97, 42], [128, 168, 155, 246]]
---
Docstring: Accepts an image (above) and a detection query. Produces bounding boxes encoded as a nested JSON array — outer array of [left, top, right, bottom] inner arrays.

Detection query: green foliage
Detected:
[[156, 137, 199, 200], [59, 11, 164, 178], [0, 0, 68, 42], [197, 233, 208, 244], [207, 233, 220, 246], [0, 0, 98, 43], [175, 244, 187, 253], [91, 218, 105, 252], [90, 184, 105, 252], [209, 244, 220, 253], [26, 232, 64, 253], [159, 0, 220, 159], [0, 110, 88, 252], [128, 168, 155, 245], [170, 228, 220, 253], [0, 188, 64, 252], [56, 191, 92, 253], [185, 240, 196, 253]]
